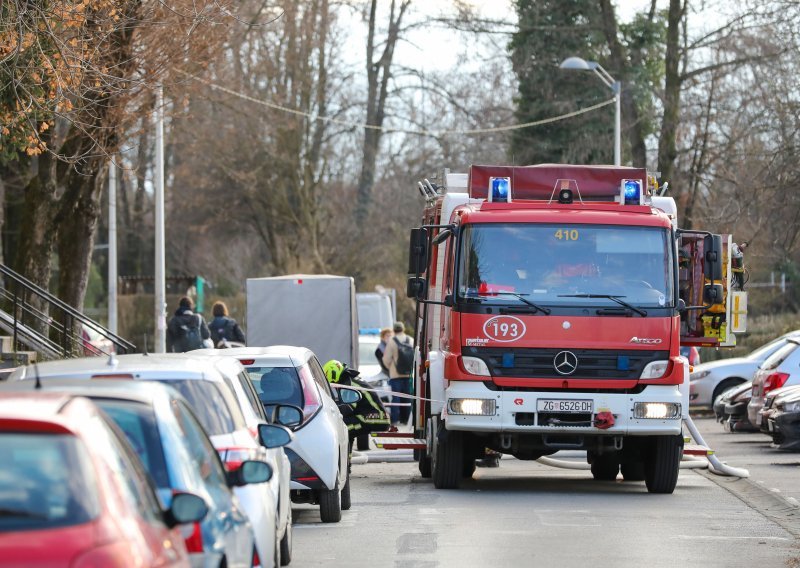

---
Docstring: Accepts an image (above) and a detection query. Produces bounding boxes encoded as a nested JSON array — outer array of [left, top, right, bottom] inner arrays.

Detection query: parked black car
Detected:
[[766, 387, 800, 450], [722, 381, 758, 432]]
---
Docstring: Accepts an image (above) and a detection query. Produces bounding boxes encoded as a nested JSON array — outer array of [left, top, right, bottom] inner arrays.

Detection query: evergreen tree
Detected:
[[509, 0, 611, 165]]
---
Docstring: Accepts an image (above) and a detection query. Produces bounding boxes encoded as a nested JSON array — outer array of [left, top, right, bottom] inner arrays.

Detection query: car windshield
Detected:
[[359, 338, 379, 363], [94, 399, 170, 489], [457, 223, 673, 309], [761, 340, 800, 371], [747, 335, 797, 361], [246, 366, 304, 408], [150, 379, 236, 436], [0, 433, 100, 532]]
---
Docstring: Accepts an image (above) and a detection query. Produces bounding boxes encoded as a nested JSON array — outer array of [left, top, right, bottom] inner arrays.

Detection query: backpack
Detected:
[[180, 315, 205, 351], [393, 337, 414, 376], [212, 317, 236, 344]]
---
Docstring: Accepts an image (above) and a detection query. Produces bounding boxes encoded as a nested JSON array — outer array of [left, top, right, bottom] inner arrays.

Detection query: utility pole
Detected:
[[154, 85, 167, 352], [108, 159, 118, 334]]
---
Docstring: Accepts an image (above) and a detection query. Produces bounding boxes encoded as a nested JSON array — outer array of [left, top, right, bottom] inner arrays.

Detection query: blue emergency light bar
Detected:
[[488, 177, 511, 202], [621, 179, 643, 205]]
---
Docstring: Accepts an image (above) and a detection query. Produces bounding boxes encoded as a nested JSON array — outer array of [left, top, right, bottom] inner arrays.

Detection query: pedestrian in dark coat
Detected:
[[208, 301, 246, 347]]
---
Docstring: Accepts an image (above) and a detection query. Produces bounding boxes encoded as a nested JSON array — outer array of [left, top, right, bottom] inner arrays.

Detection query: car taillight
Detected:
[[298, 366, 322, 423], [185, 521, 203, 554], [240, 359, 255, 365], [218, 447, 259, 472], [252, 547, 261, 568], [763, 372, 790, 394]]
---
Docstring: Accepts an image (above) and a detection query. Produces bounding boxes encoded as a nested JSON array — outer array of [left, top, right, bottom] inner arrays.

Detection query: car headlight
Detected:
[[640, 360, 669, 380], [690, 370, 711, 382], [448, 398, 496, 416], [462, 356, 490, 377], [783, 401, 800, 413], [633, 402, 681, 419]]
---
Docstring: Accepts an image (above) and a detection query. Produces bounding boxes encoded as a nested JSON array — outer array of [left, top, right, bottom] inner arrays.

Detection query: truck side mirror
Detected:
[[703, 234, 723, 281], [407, 276, 427, 300], [703, 283, 724, 305], [408, 228, 428, 275]]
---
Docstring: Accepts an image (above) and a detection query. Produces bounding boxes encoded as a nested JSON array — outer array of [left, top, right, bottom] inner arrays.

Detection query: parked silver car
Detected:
[[748, 339, 800, 428], [689, 331, 800, 407]]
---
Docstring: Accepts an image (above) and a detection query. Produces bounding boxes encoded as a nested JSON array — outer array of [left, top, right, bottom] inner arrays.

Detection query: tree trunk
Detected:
[[657, 0, 684, 185]]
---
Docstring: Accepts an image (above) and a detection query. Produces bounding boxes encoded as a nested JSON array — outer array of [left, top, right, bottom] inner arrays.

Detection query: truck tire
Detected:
[[621, 461, 645, 481], [418, 450, 432, 478], [319, 483, 342, 523], [356, 434, 370, 451], [645, 435, 683, 494], [462, 455, 476, 478], [590, 456, 619, 481], [432, 428, 463, 489]]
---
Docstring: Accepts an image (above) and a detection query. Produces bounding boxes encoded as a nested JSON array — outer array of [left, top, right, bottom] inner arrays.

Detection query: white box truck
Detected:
[[246, 274, 359, 367]]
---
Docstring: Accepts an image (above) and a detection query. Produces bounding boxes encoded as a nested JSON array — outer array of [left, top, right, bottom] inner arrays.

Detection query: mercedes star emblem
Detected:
[[554, 351, 579, 375]]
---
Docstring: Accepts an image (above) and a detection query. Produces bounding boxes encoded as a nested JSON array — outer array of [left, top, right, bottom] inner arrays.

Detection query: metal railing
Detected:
[[0, 263, 135, 359]]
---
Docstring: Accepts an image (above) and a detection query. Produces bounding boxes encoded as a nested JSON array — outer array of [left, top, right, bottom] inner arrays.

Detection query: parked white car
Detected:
[[208, 346, 353, 523], [689, 331, 800, 407], [747, 338, 800, 427], [9, 354, 288, 568]]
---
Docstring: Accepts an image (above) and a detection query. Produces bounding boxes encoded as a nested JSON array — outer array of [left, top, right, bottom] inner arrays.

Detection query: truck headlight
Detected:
[[633, 402, 681, 419], [462, 356, 490, 377], [448, 398, 496, 416], [640, 360, 669, 379], [690, 370, 711, 382]]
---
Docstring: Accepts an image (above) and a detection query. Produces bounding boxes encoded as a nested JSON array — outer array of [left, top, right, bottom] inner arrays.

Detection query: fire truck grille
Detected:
[[464, 347, 669, 380]]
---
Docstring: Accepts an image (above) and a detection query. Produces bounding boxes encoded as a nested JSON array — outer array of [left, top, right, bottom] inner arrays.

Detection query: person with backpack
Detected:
[[209, 301, 246, 347], [382, 321, 415, 432], [166, 296, 211, 352]]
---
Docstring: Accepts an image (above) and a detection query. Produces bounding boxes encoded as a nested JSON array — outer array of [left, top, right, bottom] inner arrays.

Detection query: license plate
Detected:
[[537, 399, 593, 413]]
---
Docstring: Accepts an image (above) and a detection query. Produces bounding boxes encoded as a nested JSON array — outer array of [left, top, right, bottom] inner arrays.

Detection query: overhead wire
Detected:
[[178, 70, 615, 137]]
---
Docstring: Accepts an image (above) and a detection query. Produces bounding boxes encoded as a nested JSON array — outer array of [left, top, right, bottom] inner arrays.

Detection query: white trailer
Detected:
[[246, 274, 359, 368]]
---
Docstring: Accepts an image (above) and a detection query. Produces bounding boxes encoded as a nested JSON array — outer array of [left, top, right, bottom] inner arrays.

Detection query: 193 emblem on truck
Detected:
[[483, 315, 526, 342], [553, 351, 579, 375]]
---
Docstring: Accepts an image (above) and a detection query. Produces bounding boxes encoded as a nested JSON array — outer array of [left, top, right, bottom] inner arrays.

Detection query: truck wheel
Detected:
[[432, 428, 463, 489], [621, 461, 645, 481], [462, 455, 476, 478], [644, 435, 683, 494], [319, 483, 342, 523], [590, 456, 619, 481], [356, 434, 370, 451], [418, 450, 432, 478]]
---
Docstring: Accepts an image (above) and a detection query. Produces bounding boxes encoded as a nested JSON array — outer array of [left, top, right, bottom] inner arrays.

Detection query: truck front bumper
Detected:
[[444, 381, 682, 436]]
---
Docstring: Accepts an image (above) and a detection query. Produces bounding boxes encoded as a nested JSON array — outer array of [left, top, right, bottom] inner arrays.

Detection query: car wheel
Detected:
[[620, 461, 645, 481], [319, 483, 342, 523], [644, 435, 683, 494], [432, 426, 463, 489], [273, 516, 282, 568], [356, 434, 370, 451], [340, 469, 351, 511], [279, 513, 292, 566], [590, 455, 619, 481], [712, 378, 746, 407]]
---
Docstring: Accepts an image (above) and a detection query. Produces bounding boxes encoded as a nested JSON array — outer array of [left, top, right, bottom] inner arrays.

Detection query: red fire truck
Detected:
[[403, 164, 747, 493]]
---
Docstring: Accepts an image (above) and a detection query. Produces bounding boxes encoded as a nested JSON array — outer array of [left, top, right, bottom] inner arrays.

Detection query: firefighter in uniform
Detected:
[[322, 359, 389, 442]]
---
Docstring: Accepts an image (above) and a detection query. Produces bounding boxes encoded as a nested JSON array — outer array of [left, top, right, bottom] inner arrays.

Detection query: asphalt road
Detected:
[[290, 423, 800, 568]]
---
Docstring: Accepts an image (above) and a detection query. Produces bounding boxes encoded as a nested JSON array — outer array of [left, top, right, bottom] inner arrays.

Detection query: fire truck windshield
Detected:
[[457, 223, 674, 310]]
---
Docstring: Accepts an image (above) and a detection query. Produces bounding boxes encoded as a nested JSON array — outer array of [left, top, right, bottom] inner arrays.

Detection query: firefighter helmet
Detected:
[[323, 359, 345, 383]]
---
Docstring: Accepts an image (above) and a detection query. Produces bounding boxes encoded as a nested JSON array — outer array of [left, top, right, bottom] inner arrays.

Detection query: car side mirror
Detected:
[[226, 460, 273, 487], [165, 492, 208, 528], [338, 388, 362, 405], [258, 423, 293, 448], [271, 404, 303, 428]]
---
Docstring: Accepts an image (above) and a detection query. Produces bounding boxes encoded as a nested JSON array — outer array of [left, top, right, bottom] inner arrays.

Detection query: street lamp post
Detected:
[[559, 56, 621, 166]]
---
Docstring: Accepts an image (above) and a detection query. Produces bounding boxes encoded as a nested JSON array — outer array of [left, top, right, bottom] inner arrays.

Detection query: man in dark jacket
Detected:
[[166, 296, 210, 352]]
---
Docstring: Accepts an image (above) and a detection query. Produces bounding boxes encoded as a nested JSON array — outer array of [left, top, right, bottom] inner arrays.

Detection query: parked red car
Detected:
[[0, 392, 207, 567]]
